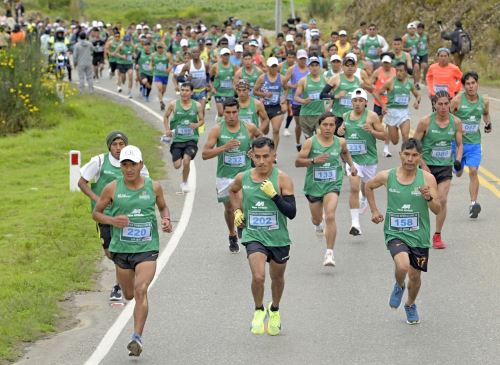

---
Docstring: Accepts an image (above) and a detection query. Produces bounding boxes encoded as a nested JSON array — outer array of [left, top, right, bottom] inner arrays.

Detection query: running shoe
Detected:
[[109, 284, 122, 302], [383, 150, 392, 158], [315, 222, 324, 234], [267, 303, 281, 336], [349, 225, 362, 236], [127, 91, 132, 99], [296, 144, 302, 152], [359, 197, 368, 214], [117, 86, 122, 93], [127, 334, 143, 357], [404, 304, 420, 324], [160, 101, 165, 111], [283, 128, 291, 136], [389, 282, 405, 309], [250, 308, 267, 335], [469, 202, 481, 219], [180, 182, 190, 193], [144, 96, 149, 102], [323, 252, 336, 267], [432, 233, 446, 249], [237, 227, 243, 239], [229, 235, 239, 253]]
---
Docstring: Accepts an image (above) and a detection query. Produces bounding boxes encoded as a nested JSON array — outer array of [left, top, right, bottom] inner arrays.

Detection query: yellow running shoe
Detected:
[[250, 308, 267, 335], [198, 124, 205, 134], [267, 303, 281, 336]]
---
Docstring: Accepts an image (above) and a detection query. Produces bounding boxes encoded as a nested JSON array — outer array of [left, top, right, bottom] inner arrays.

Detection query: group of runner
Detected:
[[73, 16, 493, 357]]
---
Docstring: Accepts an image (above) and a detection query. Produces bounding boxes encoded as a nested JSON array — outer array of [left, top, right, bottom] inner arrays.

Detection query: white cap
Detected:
[[407, 22, 416, 29], [97, 21, 103, 27], [339, 30, 347, 36], [308, 56, 320, 65], [143, 24, 150, 29], [92, 20, 98, 27], [343, 52, 357, 63], [136, 24, 142, 30], [351, 88, 368, 101], [310, 29, 320, 36], [266, 57, 279, 67], [297, 49, 308, 59], [234, 44, 243, 53], [249, 39, 259, 47], [285, 34, 294, 42], [381, 55, 392, 63], [156, 24, 162, 29], [119, 145, 143, 163], [220, 47, 231, 55], [180, 39, 189, 47], [330, 54, 342, 62]]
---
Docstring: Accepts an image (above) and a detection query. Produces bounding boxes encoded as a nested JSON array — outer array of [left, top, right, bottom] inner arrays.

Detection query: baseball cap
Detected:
[[97, 21, 103, 27], [351, 88, 368, 101], [220, 47, 231, 55], [143, 24, 150, 29], [437, 47, 450, 55], [407, 22, 416, 29], [308, 56, 320, 65], [119, 145, 142, 163], [234, 44, 243, 53], [156, 24, 162, 29], [381, 55, 392, 63], [123, 35, 132, 41], [106, 131, 128, 149], [285, 34, 294, 42], [343, 52, 357, 64], [339, 30, 347, 36], [297, 49, 308, 59], [198, 38, 205, 44], [267, 57, 279, 67], [310, 29, 320, 36], [249, 39, 259, 47], [206, 39, 213, 45], [180, 39, 188, 47], [136, 24, 142, 30], [330, 54, 342, 62]]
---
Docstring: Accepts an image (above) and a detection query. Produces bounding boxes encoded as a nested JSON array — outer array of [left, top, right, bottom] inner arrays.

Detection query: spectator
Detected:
[[15, 1, 25, 23], [440, 20, 468, 67], [73, 31, 94, 93], [0, 23, 9, 49], [10, 23, 25, 45]]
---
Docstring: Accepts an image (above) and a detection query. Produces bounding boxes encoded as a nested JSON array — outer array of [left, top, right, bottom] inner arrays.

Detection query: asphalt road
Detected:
[[16, 71, 500, 365]]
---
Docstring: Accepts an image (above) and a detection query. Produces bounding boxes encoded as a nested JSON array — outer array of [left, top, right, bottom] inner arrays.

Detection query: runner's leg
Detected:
[[248, 252, 267, 307], [132, 260, 157, 336]]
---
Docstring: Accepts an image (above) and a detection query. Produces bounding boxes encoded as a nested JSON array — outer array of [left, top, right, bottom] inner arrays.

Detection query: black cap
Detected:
[[106, 131, 128, 149]]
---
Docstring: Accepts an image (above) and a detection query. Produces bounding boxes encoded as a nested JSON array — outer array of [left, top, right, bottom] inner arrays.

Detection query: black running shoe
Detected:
[[229, 235, 240, 253], [469, 203, 481, 219], [349, 226, 362, 236], [109, 284, 122, 301]]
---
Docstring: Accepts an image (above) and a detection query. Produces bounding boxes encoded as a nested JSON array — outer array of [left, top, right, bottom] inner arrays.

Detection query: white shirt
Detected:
[[224, 33, 236, 50], [80, 153, 149, 182]]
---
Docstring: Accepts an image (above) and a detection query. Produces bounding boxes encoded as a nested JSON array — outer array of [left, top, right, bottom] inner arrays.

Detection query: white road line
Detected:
[[84, 86, 196, 365], [489, 96, 500, 102]]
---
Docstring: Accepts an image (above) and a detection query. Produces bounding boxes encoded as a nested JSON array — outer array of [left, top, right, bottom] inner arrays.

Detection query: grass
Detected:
[[0, 94, 163, 362]]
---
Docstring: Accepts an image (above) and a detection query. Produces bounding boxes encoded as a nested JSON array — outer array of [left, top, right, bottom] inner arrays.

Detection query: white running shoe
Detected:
[[359, 197, 368, 214], [283, 128, 291, 136], [180, 182, 190, 193], [323, 252, 336, 267], [383, 147, 392, 157], [315, 221, 324, 234]]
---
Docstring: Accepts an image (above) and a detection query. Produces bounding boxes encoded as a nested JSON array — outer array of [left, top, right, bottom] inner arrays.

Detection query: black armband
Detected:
[[271, 194, 296, 219], [320, 84, 334, 100], [407, 67, 413, 76], [210, 75, 215, 82]]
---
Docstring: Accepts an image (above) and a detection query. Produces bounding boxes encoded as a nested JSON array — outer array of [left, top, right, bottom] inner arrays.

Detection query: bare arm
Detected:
[[278, 171, 295, 196], [483, 96, 492, 130], [454, 116, 463, 162], [92, 181, 128, 227], [422, 171, 441, 215], [340, 138, 356, 171], [413, 118, 430, 171], [153, 181, 172, 232], [294, 138, 314, 167], [365, 170, 389, 224], [78, 177, 99, 202], [363, 111, 386, 140], [163, 101, 175, 134], [294, 77, 309, 105], [229, 172, 244, 211], [255, 100, 270, 133], [253, 74, 267, 98]]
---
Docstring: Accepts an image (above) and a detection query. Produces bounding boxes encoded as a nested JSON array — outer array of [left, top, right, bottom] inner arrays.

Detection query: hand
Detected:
[[224, 139, 240, 151], [161, 217, 173, 232], [336, 90, 347, 99], [336, 124, 345, 136], [175, 85, 180, 92], [234, 208, 245, 227], [413, 100, 420, 110], [165, 129, 173, 137], [453, 159, 463, 172], [484, 123, 492, 133], [350, 164, 358, 176], [381, 105, 388, 115], [260, 180, 277, 198], [418, 185, 432, 201], [189, 123, 199, 129], [314, 153, 329, 164], [371, 210, 384, 224], [112, 215, 129, 228], [264, 92, 273, 98], [361, 123, 374, 134], [303, 97, 312, 105], [376, 47, 382, 55]]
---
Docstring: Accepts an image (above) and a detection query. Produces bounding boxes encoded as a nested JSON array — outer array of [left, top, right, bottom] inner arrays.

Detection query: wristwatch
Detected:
[[310, 158, 315, 164]]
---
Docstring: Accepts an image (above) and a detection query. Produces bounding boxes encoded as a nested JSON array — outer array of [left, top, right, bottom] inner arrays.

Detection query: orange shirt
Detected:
[[426, 63, 462, 97], [10, 31, 25, 44], [373, 67, 396, 106]]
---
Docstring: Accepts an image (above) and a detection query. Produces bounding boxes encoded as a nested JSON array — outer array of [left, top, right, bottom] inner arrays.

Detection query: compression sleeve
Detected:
[[320, 84, 334, 100], [271, 195, 296, 219]]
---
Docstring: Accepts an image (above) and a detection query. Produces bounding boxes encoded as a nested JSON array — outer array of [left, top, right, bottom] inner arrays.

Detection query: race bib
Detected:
[[313, 167, 337, 182], [220, 79, 232, 89], [418, 42, 426, 51], [309, 92, 321, 101], [240, 116, 252, 124], [347, 140, 367, 155], [191, 70, 205, 79], [368, 47, 377, 56], [155, 62, 165, 71], [120, 222, 153, 242], [431, 147, 452, 159], [223, 152, 246, 167], [96, 46, 104, 52], [268, 93, 280, 104], [248, 211, 279, 230], [390, 213, 419, 231], [462, 123, 479, 134], [143, 63, 152, 71], [394, 94, 410, 105], [127, 54, 133, 61], [177, 126, 194, 136], [434, 84, 448, 93], [339, 97, 352, 108], [410, 46, 417, 56]]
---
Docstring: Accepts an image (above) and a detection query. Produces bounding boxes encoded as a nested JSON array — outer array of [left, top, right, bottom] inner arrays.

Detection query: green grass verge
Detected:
[[0, 95, 163, 362]]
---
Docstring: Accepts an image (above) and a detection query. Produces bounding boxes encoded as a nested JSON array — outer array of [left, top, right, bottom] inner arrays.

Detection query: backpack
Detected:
[[458, 31, 472, 55]]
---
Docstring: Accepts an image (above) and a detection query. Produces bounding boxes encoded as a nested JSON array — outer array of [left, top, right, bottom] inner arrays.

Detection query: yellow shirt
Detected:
[[335, 41, 351, 58]]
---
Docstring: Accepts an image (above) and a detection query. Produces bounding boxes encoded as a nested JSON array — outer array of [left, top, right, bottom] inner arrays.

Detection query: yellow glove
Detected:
[[260, 180, 277, 198], [234, 208, 245, 227]]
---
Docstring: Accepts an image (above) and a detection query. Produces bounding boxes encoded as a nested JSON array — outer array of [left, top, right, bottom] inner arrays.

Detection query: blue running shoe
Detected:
[[389, 283, 405, 309], [404, 304, 420, 324], [127, 333, 143, 356]]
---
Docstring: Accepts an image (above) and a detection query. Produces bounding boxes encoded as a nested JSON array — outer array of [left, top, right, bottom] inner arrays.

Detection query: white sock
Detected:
[[350, 209, 360, 227], [471, 200, 476, 205], [326, 249, 334, 256], [384, 144, 390, 151]]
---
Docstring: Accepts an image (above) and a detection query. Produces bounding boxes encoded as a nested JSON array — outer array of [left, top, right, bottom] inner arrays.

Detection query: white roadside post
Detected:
[[69, 150, 81, 191]]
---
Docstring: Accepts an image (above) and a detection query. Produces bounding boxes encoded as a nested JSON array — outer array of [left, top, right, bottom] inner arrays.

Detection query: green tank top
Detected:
[[392, 52, 408, 67], [109, 40, 120, 62], [404, 34, 419, 56], [241, 167, 291, 247], [344, 109, 378, 165], [109, 177, 159, 253], [454, 93, 484, 144], [387, 78, 413, 109], [300, 74, 326, 116], [117, 43, 134, 65], [239, 97, 259, 127], [422, 113, 456, 166], [137, 51, 153, 76], [153, 52, 169, 77], [171, 42, 181, 60], [384, 168, 430, 248], [216, 122, 252, 178], [417, 33, 428, 56], [170, 100, 200, 143], [242, 66, 259, 96], [363, 36, 381, 60], [303, 136, 344, 197], [90, 153, 122, 213], [332, 74, 360, 118], [214, 62, 234, 97]]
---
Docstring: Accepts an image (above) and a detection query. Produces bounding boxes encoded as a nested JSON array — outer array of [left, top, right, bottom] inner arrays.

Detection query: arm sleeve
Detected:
[[379, 36, 389, 52], [271, 195, 296, 219], [320, 83, 334, 100], [80, 155, 101, 182]]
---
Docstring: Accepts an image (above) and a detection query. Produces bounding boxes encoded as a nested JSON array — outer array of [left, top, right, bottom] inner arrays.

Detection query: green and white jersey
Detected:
[[344, 109, 378, 165], [109, 177, 159, 253], [214, 62, 234, 97], [216, 122, 252, 178], [384, 168, 430, 248], [454, 93, 484, 144], [170, 100, 199, 143], [152, 52, 169, 77], [300, 74, 326, 116], [117, 43, 134, 65], [417, 33, 428, 56], [303, 136, 344, 197], [242, 66, 259, 96], [241, 167, 291, 247], [90, 153, 122, 213], [404, 33, 420, 57], [387, 78, 413, 109], [392, 52, 408, 67], [331, 74, 360, 118], [109, 39, 120, 63], [137, 51, 153, 76], [422, 113, 456, 166], [362, 36, 381, 61], [239, 97, 259, 127]]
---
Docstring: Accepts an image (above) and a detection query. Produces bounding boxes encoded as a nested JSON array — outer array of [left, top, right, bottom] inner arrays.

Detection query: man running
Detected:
[[163, 82, 205, 193], [413, 91, 463, 249], [426, 48, 462, 104], [151, 42, 173, 110], [135, 40, 154, 102], [402, 22, 421, 89], [229, 136, 296, 335], [415, 23, 429, 85], [365, 138, 440, 325], [358, 24, 389, 69], [93, 145, 172, 357], [235, 79, 270, 134], [295, 112, 357, 266], [113, 34, 135, 97], [181, 48, 210, 111], [450, 71, 492, 218], [210, 47, 236, 121], [202, 98, 262, 253], [233, 51, 263, 96]]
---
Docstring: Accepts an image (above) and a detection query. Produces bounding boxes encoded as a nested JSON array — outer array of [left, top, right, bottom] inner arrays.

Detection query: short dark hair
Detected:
[[330, 31, 339, 36], [277, 32, 284, 38], [79, 31, 86, 40], [393, 37, 403, 42], [242, 51, 253, 58], [433, 90, 451, 104], [318, 112, 336, 125], [461, 71, 479, 85], [417, 23, 425, 29], [395, 62, 408, 72], [286, 49, 297, 56], [401, 138, 422, 153], [223, 97, 239, 109], [251, 136, 275, 150], [181, 82, 194, 91], [360, 21, 367, 26]]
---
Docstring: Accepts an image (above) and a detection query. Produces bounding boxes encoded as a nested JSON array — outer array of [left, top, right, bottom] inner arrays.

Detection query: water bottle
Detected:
[[161, 131, 174, 144]]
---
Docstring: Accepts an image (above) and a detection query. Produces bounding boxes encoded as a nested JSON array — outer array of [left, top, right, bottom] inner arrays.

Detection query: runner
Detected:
[[233, 51, 263, 97], [365, 138, 440, 324], [135, 40, 154, 102], [450, 71, 492, 218], [324, 54, 342, 79], [151, 42, 173, 110], [180, 48, 210, 111], [210, 47, 236, 121], [337, 88, 385, 235], [295, 112, 357, 266], [415, 23, 429, 85], [93, 145, 172, 357], [113, 34, 134, 97], [235, 79, 270, 134], [202, 98, 262, 253], [374, 62, 421, 146], [105, 32, 121, 80], [91, 28, 106, 79], [254, 57, 288, 151], [426, 48, 462, 105], [163, 82, 204, 193], [413, 91, 463, 249], [391, 37, 413, 72], [358, 24, 389, 69], [229, 136, 296, 335], [402, 22, 421, 89]]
